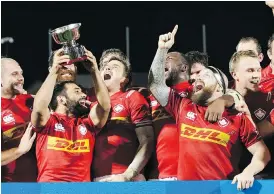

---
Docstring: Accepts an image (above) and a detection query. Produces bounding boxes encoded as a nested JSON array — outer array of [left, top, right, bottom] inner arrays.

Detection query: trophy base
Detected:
[[66, 55, 88, 65], [63, 45, 87, 65]]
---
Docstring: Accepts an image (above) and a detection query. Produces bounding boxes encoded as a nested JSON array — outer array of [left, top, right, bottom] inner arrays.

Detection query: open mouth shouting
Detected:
[[194, 81, 205, 92], [61, 72, 72, 77], [104, 72, 112, 81]]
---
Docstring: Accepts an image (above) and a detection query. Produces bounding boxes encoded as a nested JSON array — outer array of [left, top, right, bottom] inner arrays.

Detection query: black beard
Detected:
[[191, 87, 214, 106], [165, 70, 180, 87], [67, 99, 89, 117]]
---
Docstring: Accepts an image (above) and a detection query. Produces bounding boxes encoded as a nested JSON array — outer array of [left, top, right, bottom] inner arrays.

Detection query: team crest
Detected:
[[79, 125, 87, 136], [54, 123, 65, 132], [113, 104, 125, 113], [218, 118, 229, 127], [254, 108, 266, 120]]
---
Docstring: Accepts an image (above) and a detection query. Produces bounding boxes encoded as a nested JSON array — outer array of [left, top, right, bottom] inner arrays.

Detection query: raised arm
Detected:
[[148, 25, 178, 107], [31, 49, 69, 127], [84, 48, 111, 128]]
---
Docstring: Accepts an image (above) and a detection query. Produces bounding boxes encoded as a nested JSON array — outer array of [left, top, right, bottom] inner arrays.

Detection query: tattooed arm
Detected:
[[148, 25, 178, 107]]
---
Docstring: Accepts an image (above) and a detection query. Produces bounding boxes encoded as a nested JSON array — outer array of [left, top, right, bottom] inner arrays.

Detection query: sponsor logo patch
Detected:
[[186, 112, 197, 121], [180, 124, 230, 146], [47, 136, 90, 153], [3, 114, 15, 124]]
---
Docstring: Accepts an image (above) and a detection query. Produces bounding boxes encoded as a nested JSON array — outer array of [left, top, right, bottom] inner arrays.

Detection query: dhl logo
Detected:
[[47, 136, 90, 153], [180, 124, 230, 147]]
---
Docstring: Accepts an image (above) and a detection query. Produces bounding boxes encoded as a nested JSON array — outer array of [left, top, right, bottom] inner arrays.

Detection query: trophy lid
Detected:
[[50, 23, 81, 45]]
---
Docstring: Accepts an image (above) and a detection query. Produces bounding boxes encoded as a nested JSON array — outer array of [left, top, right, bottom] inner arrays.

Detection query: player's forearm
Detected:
[[123, 129, 154, 180], [90, 69, 111, 112], [148, 48, 170, 106], [1, 148, 23, 166], [218, 95, 234, 108], [243, 147, 270, 175], [33, 70, 58, 111]]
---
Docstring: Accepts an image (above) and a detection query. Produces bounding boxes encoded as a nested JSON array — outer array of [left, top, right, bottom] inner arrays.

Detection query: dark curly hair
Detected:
[[185, 51, 209, 75], [49, 81, 75, 111]]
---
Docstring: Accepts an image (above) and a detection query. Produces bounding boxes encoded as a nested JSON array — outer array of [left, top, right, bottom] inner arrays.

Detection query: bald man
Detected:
[[1, 58, 37, 182]]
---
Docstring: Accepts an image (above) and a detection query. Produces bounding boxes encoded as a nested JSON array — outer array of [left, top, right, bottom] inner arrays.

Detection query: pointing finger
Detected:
[[172, 25, 178, 36]]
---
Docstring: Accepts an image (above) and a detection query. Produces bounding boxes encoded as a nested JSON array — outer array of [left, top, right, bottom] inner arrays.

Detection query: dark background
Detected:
[[2, 1, 274, 89]]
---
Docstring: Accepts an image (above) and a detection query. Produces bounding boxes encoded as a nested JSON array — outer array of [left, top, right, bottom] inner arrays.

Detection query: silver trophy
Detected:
[[50, 23, 87, 65]]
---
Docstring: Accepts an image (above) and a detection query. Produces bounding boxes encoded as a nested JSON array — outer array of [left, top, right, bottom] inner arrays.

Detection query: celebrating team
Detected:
[[1, 23, 274, 190]]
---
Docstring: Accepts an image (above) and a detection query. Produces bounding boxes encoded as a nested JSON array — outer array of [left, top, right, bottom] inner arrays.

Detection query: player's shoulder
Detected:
[[16, 94, 33, 101], [223, 110, 244, 122], [14, 94, 34, 109], [123, 90, 149, 106], [126, 86, 151, 98], [125, 89, 142, 98], [49, 112, 81, 130]]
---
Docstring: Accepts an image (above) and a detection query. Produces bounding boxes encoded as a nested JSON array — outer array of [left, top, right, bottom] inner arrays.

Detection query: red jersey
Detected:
[[146, 81, 191, 179], [261, 64, 274, 80], [33, 113, 96, 182], [165, 89, 261, 180], [1, 94, 37, 182], [92, 90, 152, 178], [259, 77, 274, 94], [147, 95, 177, 179]]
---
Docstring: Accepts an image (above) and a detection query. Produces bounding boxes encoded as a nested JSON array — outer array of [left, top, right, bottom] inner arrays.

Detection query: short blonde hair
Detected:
[[229, 50, 258, 73]]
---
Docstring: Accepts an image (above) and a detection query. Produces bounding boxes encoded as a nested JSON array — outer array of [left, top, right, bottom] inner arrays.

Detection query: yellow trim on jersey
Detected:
[[110, 117, 128, 121], [2, 123, 28, 139], [47, 136, 90, 153], [180, 124, 230, 147]]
